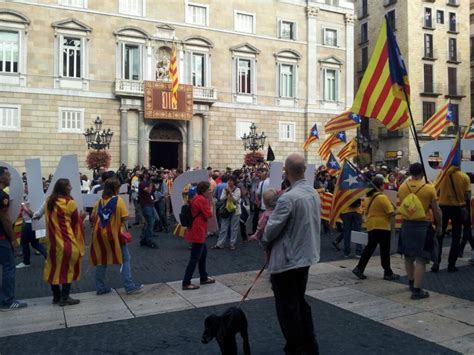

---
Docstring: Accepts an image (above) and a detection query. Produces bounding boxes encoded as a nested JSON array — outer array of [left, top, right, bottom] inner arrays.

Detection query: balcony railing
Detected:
[[114, 79, 217, 103], [378, 127, 404, 139], [115, 80, 144, 97], [419, 82, 441, 95], [444, 84, 466, 97]]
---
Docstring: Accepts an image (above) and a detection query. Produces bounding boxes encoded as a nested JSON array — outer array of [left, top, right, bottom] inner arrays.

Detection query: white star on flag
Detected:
[[329, 161, 338, 168], [344, 174, 359, 187]]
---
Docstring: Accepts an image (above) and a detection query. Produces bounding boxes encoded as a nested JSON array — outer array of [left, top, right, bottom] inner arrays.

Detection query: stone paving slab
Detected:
[[63, 290, 134, 327], [386, 290, 471, 311], [440, 334, 474, 355], [116, 283, 195, 317], [432, 303, 474, 326], [349, 278, 409, 297], [166, 279, 242, 308], [382, 311, 474, 343]]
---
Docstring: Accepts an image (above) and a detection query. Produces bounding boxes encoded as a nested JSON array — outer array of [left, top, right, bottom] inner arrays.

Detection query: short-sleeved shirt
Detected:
[[139, 181, 154, 208], [0, 189, 9, 238], [438, 168, 470, 207], [365, 193, 394, 231], [398, 178, 437, 221]]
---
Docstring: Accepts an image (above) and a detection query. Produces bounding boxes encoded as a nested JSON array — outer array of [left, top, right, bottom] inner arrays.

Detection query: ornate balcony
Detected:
[[193, 86, 217, 103], [115, 80, 144, 97]]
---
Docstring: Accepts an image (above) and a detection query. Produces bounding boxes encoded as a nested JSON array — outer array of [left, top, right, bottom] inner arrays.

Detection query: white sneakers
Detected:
[[16, 262, 31, 269]]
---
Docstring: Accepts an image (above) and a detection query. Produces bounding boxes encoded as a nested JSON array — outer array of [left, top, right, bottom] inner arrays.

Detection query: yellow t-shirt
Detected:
[[365, 193, 394, 231], [438, 168, 470, 206], [398, 178, 436, 221]]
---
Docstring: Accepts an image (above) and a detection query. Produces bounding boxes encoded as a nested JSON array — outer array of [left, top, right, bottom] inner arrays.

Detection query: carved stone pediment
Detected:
[[52, 18, 92, 33], [0, 9, 31, 25], [229, 43, 261, 55]]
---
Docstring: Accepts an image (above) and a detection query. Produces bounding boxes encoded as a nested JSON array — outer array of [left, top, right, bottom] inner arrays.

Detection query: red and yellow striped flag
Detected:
[[319, 191, 333, 222], [337, 138, 357, 161], [169, 44, 179, 109], [464, 119, 474, 139], [350, 17, 411, 131], [422, 102, 454, 139], [318, 132, 346, 160]]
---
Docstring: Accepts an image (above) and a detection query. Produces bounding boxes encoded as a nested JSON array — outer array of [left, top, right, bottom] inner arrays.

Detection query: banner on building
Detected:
[[144, 81, 193, 120]]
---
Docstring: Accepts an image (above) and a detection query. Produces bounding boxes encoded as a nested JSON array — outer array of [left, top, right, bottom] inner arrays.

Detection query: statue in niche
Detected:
[[155, 46, 171, 81]]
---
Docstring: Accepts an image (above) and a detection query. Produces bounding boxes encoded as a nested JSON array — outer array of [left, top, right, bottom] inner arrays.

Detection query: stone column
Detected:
[[345, 13, 355, 108], [202, 114, 209, 168], [306, 6, 319, 105], [138, 111, 146, 167], [186, 120, 193, 169], [120, 109, 128, 166]]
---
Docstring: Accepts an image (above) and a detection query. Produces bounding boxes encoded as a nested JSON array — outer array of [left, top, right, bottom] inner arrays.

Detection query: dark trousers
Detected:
[[271, 266, 319, 355], [341, 212, 362, 256], [439, 206, 463, 267], [356, 229, 393, 276], [0, 239, 15, 306], [51, 283, 71, 300], [21, 222, 47, 265], [251, 206, 261, 234], [460, 203, 474, 254], [183, 243, 208, 286]]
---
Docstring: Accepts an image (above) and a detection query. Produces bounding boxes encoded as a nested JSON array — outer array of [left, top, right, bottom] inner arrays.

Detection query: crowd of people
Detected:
[[1, 155, 473, 354]]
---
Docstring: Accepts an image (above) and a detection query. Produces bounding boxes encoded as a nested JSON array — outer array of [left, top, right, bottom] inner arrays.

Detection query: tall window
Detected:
[[237, 58, 252, 94], [59, 108, 84, 133], [424, 34, 433, 58], [123, 44, 140, 80], [0, 31, 19, 73], [424, 64, 433, 92], [191, 53, 205, 87], [361, 0, 368, 17], [361, 47, 368, 70], [324, 29, 338, 46], [323, 68, 337, 102], [59, 0, 86, 8], [62, 37, 81, 78], [279, 20, 296, 40], [449, 38, 457, 61], [449, 12, 457, 32], [235, 12, 254, 33], [437, 10, 444, 24], [325, 0, 339, 5], [360, 23, 368, 43], [448, 67, 457, 95], [279, 64, 294, 98], [422, 102, 435, 124], [187, 3, 208, 26], [0, 105, 20, 131], [279, 122, 296, 141], [424, 8, 433, 28], [386, 10, 396, 30], [235, 120, 252, 139], [471, 37, 474, 61], [119, 0, 144, 16]]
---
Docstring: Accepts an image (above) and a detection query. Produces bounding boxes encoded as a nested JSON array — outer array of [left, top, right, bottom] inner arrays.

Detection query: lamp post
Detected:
[[241, 123, 266, 152], [83, 116, 114, 150]]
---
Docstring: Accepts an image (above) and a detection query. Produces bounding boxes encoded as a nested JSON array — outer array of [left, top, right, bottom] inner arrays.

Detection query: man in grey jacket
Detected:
[[261, 154, 321, 355]]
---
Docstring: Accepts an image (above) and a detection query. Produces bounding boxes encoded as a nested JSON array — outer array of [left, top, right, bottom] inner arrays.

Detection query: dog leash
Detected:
[[237, 261, 268, 307]]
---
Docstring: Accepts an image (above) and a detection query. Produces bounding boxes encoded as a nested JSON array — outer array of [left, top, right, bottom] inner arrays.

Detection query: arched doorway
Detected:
[[149, 123, 183, 169]]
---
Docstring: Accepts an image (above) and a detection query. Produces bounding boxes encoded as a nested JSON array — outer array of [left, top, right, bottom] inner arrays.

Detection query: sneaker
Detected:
[[126, 284, 144, 295], [147, 242, 158, 249], [211, 245, 223, 250], [431, 264, 439, 273], [96, 288, 112, 296], [230, 245, 236, 250], [0, 300, 28, 311], [52, 296, 60, 305], [16, 262, 31, 269], [383, 274, 400, 281], [411, 290, 430, 300], [59, 297, 80, 307], [448, 265, 458, 273], [343, 254, 351, 258], [352, 267, 367, 280]]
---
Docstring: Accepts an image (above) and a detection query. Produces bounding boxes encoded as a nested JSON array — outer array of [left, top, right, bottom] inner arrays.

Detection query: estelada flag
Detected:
[[464, 119, 474, 139], [326, 152, 341, 176], [350, 16, 411, 131], [318, 131, 346, 160], [329, 162, 371, 227], [422, 102, 454, 139], [434, 132, 461, 191], [319, 191, 333, 222], [43, 197, 85, 285], [337, 138, 357, 161], [325, 112, 361, 134], [303, 123, 319, 151]]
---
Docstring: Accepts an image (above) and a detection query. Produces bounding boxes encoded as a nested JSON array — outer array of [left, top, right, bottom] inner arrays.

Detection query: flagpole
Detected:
[[402, 88, 428, 182]]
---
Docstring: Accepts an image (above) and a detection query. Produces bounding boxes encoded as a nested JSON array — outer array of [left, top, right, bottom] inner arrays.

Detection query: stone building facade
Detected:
[[355, 0, 470, 167], [0, 0, 354, 174]]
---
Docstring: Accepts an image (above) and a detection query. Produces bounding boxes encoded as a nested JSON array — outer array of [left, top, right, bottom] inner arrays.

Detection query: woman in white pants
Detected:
[[213, 176, 241, 250]]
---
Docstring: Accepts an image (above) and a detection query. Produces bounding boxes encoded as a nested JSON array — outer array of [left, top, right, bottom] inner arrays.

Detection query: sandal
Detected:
[[200, 277, 216, 285], [182, 284, 200, 290]]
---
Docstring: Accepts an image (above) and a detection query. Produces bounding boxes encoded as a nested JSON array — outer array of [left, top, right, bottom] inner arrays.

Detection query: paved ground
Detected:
[[0, 297, 459, 355]]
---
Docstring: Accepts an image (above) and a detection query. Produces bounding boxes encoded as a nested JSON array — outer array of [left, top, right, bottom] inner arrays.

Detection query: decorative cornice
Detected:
[[306, 6, 319, 18], [344, 13, 355, 24]]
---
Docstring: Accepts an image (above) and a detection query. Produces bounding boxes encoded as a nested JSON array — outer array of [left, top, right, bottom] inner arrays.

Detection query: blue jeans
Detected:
[[21, 222, 47, 265], [141, 206, 156, 243], [341, 212, 362, 256], [0, 239, 16, 306], [154, 199, 169, 231], [183, 243, 208, 286], [95, 244, 137, 293]]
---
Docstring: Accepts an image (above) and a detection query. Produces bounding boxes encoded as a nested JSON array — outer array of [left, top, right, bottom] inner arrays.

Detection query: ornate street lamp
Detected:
[[241, 123, 266, 152], [83, 116, 114, 150]]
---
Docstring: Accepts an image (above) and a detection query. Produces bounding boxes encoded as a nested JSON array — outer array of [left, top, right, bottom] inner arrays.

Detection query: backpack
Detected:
[[398, 184, 426, 220], [179, 203, 194, 228]]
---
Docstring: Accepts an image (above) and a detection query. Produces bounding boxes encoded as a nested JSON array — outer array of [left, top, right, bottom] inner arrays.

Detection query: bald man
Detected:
[[261, 154, 320, 354]]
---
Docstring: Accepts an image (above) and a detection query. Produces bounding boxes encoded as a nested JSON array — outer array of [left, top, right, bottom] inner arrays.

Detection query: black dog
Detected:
[[202, 307, 251, 355]]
